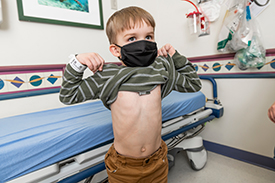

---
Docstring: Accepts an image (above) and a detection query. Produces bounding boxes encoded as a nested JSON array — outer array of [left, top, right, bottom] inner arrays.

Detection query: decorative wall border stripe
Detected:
[[0, 88, 61, 101], [0, 64, 65, 100], [204, 140, 275, 171], [189, 48, 275, 78], [1, 48, 275, 101]]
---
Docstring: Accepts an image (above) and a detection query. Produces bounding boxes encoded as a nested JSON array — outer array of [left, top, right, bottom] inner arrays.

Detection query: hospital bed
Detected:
[[0, 76, 223, 183]]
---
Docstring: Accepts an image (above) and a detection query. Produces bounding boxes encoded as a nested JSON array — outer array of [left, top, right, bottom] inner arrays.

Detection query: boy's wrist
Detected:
[[69, 54, 87, 72]]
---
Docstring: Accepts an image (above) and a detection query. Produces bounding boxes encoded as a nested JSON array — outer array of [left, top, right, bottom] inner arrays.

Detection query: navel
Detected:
[[141, 147, 146, 152]]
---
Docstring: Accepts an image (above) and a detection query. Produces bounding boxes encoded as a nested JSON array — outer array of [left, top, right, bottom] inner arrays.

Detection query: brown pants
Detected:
[[104, 140, 168, 183]]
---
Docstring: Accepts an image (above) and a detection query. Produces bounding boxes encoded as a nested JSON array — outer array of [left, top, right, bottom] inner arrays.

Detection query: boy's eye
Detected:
[[145, 35, 152, 40], [128, 37, 136, 42]]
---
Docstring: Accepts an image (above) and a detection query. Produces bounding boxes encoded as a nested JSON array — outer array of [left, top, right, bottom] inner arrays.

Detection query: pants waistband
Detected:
[[107, 140, 167, 167]]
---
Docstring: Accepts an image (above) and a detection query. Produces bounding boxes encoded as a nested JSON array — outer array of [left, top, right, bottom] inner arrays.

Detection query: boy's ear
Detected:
[[109, 44, 121, 58]]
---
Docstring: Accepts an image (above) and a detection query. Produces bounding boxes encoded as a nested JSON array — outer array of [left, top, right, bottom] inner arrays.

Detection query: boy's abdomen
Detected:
[[110, 85, 162, 158]]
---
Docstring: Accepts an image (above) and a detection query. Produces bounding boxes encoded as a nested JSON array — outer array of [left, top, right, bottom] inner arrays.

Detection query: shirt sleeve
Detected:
[[172, 51, 202, 92], [59, 57, 106, 105]]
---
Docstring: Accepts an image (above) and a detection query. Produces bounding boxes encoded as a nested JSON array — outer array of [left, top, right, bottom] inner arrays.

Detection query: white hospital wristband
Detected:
[[69, 54, 87, 73]]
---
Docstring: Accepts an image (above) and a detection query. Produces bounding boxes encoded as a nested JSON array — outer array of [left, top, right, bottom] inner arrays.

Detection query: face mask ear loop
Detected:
[[114, 43, 122, 48]]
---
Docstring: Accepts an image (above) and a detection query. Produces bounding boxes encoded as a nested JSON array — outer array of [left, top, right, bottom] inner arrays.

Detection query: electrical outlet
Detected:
[[111, 0, 117, 10]]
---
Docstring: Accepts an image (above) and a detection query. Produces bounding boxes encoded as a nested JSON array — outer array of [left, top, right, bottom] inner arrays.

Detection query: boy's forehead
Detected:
[[112, 18, 155, 43], [119, 20, 154, 34]]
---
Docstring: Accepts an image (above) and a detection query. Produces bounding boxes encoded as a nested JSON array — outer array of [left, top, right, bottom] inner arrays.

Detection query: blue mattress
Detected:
[[0, 91, 205, 182]]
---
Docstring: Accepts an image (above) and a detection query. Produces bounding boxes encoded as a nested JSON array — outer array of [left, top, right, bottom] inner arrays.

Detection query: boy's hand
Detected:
[[76, 53, 105, 73], [158, 44, 176, 57], [268, 102, 275, 123]]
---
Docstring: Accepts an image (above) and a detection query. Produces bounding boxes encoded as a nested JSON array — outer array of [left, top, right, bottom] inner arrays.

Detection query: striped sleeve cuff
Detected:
[[172, 50, 188, 69], [69, 54, 87, 73]]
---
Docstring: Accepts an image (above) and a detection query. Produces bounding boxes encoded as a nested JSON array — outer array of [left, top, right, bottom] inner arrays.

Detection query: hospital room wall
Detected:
[[151, 0, 275, 159], [0, 0, 118, 118], [152, 0, 275, 158], [0, 0, 274, 159], [0, 0, 159, 118]]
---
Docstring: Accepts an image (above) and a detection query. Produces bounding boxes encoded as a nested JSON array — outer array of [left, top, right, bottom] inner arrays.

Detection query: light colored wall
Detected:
[[201, 78, 275, 157], [0, 0, 117, 117], [0, 0, 158, 118], [1, 0, 274, 158], [153, 0, 275, 158]]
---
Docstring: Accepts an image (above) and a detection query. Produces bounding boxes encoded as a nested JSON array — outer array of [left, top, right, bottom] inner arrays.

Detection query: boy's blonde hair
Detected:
[[106, 6, 155, 44]]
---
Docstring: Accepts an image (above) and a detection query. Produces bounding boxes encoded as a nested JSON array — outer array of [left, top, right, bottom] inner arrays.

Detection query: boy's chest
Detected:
[[111, 85, 162, 123]]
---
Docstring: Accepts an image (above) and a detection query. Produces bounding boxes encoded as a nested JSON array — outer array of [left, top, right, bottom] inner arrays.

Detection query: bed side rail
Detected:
[[199, 76, 223, 118], [199, 76, 219, 104]]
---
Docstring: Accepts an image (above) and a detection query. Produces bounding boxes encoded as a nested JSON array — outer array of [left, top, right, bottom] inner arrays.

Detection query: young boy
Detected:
[[59, 6, 201, 183]]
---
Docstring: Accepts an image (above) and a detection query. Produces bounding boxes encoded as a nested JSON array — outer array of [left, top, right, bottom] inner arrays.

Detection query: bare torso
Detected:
[[110, 85, 162, 158]]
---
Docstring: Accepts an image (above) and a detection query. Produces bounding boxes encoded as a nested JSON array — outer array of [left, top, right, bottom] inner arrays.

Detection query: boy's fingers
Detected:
[[99, 65, 104, 71], [94, 55, 105, 71], [86, 53, 104, 72], [271, 111, 275, 123], [158, 48, 167, 57], [268, 108, 275, 123], [86, 62, 94, 72], [157, 50, 162, 56], [162, 49, 168, 57], [75, 52, 105, 73], [98, 56, 105, 71], [157, 49, 162, 55]]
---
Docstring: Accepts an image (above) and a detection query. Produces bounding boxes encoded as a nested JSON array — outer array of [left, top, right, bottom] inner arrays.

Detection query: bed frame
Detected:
[[5, 76, 223, 183]]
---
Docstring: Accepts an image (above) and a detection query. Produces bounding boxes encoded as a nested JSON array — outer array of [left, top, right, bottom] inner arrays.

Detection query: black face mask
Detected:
[[115, 40, 158, 67]]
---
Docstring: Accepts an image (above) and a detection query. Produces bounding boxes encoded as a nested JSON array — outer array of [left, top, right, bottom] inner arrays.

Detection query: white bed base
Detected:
[[7, 108, 212, 183]]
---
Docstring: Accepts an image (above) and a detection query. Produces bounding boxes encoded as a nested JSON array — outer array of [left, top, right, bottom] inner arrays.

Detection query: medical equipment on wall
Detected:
[[217, 0, 266, 69], [182, 0, 210, 36], [249, 0, 270, 17], [197, 0, 224, 22], [251, 0, 270, 6], [234, 31, 266, 70]]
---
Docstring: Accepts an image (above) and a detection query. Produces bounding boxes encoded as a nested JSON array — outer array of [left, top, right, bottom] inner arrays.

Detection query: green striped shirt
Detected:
[[59, 51, 201, 109]]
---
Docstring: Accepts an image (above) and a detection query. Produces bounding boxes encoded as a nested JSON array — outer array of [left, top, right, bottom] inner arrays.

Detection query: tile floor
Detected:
[[168, 151, 275, 183]]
